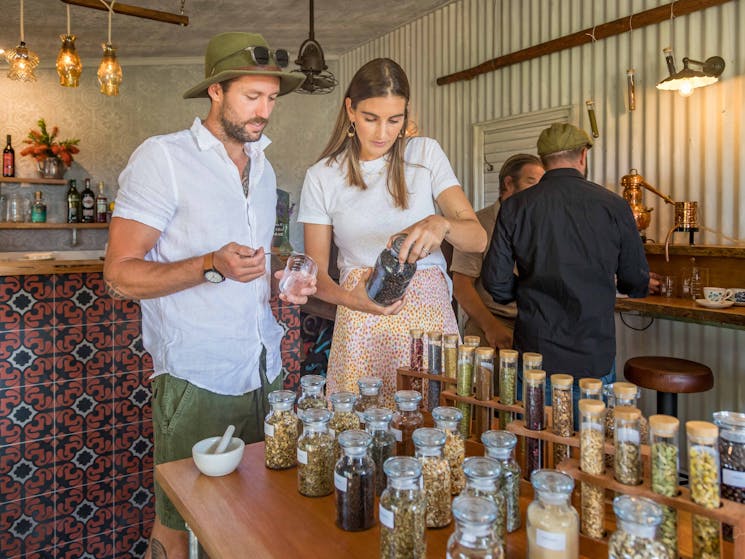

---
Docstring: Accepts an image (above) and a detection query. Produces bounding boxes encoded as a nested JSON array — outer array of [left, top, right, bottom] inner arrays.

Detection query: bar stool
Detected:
[[623, 356, 713, 417]]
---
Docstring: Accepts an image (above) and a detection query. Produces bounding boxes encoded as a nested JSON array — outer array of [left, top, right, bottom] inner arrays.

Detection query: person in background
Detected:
[[104, 33, 313, 559], [298, 58, 486, 408], [450, 154, 544, 349]]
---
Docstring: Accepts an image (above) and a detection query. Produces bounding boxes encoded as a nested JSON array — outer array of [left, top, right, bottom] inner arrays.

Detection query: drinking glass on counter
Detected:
[[279, 252, 317, 297]]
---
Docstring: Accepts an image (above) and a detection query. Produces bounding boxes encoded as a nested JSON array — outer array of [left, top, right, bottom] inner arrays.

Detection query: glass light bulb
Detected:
[[56, 34, 83, 88], [97, 43, 123, 96], [678, 80, 694, 97]]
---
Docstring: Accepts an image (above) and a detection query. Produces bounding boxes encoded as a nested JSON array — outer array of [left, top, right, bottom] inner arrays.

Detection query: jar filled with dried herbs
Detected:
[[649, 414, 679, 554], [432, 406, 466, 495], [608, 495, 670, 559], [551, 374, 574, 467], [354, 376, 382, 424], [713, 411, 745, 542], [412, 427, 451, 528], [379, 456, 427, 559], [446, 495, 505, 559], [297, 408, 335, 497], [366, 234, 417, 306], [264, 390, 298, 470], [578, 378, 603, 401], [329, 391, 360, 459], [578, 399, 605, 539], [443, 333, 459, 381], [524, 370, 546, 476], [363, 407, 396, 497], [605, 382, 648, 470], [482, 430, 522, 533], [457, 344, 475, 397], [408, 328, 425, 393], [391, 390, 423, 457], [463, 456, 506, 543], [614, 406, 642, 486], [498, 349, 518, 429], [297, 374, 327, 412], [687, 420, 721, 559], [473, 347, 495, 436], [426, 331, 443, 412], [335, 429, 375, 531], [526, 469, 579, 559]]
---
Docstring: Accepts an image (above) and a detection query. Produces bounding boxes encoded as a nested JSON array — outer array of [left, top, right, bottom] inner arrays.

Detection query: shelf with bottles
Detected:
[[0, 176, 67, 185]]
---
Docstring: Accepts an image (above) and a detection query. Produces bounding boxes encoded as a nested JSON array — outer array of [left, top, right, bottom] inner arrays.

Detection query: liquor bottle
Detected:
[[31, 191, 47, 223], [95, 181, 108, 223], [3, 135, 14, 177], [81, 178, 96, 223], [67, 179, 81, 223]]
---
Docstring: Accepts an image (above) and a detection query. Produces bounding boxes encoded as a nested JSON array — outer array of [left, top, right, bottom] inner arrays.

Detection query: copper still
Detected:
[[621, 169, 676, 239]]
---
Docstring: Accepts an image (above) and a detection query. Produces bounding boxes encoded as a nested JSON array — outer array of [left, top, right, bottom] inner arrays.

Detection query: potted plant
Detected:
[[20, 118, 80, 179]]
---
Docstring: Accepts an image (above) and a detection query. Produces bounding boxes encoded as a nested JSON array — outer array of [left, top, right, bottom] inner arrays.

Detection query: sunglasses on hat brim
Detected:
[[209, 45, 289, 77]]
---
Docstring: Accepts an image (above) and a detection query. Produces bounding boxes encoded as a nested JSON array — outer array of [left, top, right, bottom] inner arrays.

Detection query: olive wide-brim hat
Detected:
[[183, 32, 305, 99]]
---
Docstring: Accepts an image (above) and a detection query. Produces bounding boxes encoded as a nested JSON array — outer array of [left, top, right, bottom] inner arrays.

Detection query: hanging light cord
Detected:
[[99, 0, 116, 44], [66, 4, 71, 35], [20, 0, 25, 42]]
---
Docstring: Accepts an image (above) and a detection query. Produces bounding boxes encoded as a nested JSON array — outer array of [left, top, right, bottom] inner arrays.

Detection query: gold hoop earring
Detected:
[[347, 122, 356, 138], [398, 129, 405, 138]]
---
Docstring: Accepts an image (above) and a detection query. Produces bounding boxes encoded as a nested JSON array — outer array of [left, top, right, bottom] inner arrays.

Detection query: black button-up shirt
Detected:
[[482, 168, 649, 378]]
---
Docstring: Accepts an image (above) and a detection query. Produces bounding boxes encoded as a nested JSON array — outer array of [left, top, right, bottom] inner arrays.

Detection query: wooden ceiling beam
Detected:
[[59, 0, 189, 26]]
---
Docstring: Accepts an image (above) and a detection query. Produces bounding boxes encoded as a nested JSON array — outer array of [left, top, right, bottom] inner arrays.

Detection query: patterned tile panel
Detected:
[[44, 530, 114, 559], [113, 421, 153, 478], [0, 327, 55, 390], [114, 522, 151, 559], [0, 383, 55, 446], [113, 321, 152, 376], [111, 297, 141, 324], [53, 273, 111, 328], [0, 275, 54, 333], [113, 369, 152, 427], [56, 481, 114, 544], [113, 470, 154, 531], [55, 428, 114, 490], [55, 377, 114, 435], [0, 494, 55, 558], [54, 324, 113, 383], [0, 439, 55, 503]]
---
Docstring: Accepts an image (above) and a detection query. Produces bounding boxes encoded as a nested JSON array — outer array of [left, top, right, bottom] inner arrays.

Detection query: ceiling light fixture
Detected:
[[293, 0, 337, 95], [56, 4, 83, 87], [97, 0, 123, 96], [6, 0, 39, 82]]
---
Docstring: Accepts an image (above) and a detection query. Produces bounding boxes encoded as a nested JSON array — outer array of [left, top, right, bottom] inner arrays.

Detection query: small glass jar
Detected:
[[432, 406, 466, 495], [713, 411, 745, 542], [335, 429, 375, 531], [391, 390, 423, 457], [355, 376, 382, 423], [551, 374, 574, 467], [614, 406, 642, 485], [463, 335, 481, 348], [443, 334, 459, 380], [524, 370, 546, 476], [649, 414, 680, 554], [605, 382, 648, 470], [379, 456, 427, 559], [474, 347, 495, 435], [366, 234, 417, 306], [264, 390, 298, 470], [462, 456, 506, 543], [412, 427, 451, 528], [526, 469, 579, 559], [481, 430, 522, 533], [578, 378, 603, 401], [426, 331, 443, 412], [522, 352, 543, 373], [579, 399, 605, 539], [297, 408, 335, 497], [297, 374, 327, 412], [608, 495, 670, 559], [687, 420, 721, 559], [498, 349, 518, 429], [446, 495, 505, 559], [363, 407, 396, 497], [329, 391, 361, 459]]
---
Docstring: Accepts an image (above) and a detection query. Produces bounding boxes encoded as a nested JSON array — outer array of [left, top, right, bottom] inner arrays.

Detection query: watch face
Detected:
[[204, 269, 224, 283]]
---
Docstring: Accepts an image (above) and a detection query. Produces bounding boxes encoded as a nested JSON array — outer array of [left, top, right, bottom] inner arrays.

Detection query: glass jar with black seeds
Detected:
[[524, 370, 546, 476], [335, 429, 375, 531], [363, 407, 396, 496], [354, 376, 382, 424], [713, 411, 744, 541], [481, 430, 522, 533], [366, 234, 417, 306], [297, 408, 335, 497], [379, 456, 427, 559], [391, 390, 423, 457]]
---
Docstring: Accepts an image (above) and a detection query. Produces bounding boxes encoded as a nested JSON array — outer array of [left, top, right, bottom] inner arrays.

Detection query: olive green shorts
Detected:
[[152, 348, 281, 531]]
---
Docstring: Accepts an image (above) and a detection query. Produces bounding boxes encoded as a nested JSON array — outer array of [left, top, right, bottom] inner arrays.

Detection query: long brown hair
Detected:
[[317, 58, 411, 209]]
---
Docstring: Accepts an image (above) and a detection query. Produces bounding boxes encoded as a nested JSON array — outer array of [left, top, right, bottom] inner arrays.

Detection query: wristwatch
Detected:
[[203, 252, 225, 283]]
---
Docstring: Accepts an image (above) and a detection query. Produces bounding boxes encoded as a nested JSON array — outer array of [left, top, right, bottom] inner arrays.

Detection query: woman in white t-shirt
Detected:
[[298, 58, 486, 408]]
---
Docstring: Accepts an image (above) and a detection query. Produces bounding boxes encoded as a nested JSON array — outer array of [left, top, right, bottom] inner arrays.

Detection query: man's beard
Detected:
[[220, 111, 268, 144]]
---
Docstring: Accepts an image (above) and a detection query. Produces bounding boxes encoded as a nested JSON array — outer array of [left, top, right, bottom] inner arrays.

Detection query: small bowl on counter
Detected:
[[192, 436, 245, 476]]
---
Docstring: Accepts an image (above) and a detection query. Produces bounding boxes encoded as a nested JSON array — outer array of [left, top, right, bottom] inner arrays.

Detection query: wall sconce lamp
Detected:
[[6, 0, 39, 82], [56, 5, 83, 87], [656, 47, 726, 97]]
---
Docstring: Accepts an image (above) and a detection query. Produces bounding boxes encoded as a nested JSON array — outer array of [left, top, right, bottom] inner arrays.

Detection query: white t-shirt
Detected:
[[298, 137, 460, 285]]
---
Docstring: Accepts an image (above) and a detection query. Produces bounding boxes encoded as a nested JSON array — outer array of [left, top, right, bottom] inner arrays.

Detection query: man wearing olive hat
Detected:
[[105, 32, 314, 558], [482, 122, 654, 399]]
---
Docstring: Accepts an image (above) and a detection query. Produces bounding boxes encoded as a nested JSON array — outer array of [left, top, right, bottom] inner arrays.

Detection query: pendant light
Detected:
[[56, 4, 83, 87], [97, 1, 123, 96], [6, 0, 39, 82]]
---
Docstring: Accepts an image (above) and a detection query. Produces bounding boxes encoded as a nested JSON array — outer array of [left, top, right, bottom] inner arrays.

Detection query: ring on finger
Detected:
[[421, 247, 430, 256]]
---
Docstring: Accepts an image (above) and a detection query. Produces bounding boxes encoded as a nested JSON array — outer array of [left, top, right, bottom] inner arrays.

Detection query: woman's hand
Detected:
[[393, 215, 450, 264], [346, 269, 406, 315]]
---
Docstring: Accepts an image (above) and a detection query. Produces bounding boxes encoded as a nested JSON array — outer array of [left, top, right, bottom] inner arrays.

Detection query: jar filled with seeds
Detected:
[[482, 430, 522, 533], [355, 376, 383, 424], [412, 427, 451, 528], [463, 456, 506, 543], [713, 411, 745, 541], [614, 406, 642, 486], [443, 333, 459, 381], [391, 390, 423, 457], [446, 495, 505, 559], [649, 414, 679, 554], [687, 420, 721, 559], [366, 234, 417, 306], [551, 374, 574, 467], [456, 344, 475, 439], [297, 408, 335, 497], [364, 407, 396, 497], [463, 335, 481, 348], [297, 374, 327, 412], [524, 370, 546, 476], [432, 406, 466, 495], [329, 391, 360, 459], [409, 328, 424, 370], [379, 456, 427, 559], [578, 378, 603, 401], [264, 389, 299, 470], [526, 469, 579, 559], [608, 495, 670, 559], [474, 347, 495, 435], [498, 349, 518, 429], [605, 382, 648, 470], [335, 429, 375, 531], [426, 331, 443, 412], [579, 399, 605, 539]]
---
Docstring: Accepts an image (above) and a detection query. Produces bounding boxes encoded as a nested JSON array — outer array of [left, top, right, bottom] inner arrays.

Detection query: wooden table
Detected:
[[615, 295, 745, 330]]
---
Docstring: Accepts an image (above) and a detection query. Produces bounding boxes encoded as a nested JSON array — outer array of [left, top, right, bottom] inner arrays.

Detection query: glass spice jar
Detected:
[[366, 234, 417, 306], [551, 374, 574, 467], [482, 430, 522, 533], [329, 391, 361, 459], [432, 406, 466, 495], [649, 414, 679, 554], [608, 495, 670, 559], [474, 347, 495, 436], [408, 328, 425, 393], [463, 335, 481, 348], [379, 456, 427, 559], [605, 382, 648, 470], [614, 406, 642, 486], [526, 469, 579, 559], [579, 399, 606, 540], [391, 390, 423, 457], [524, 370, 546, 476], [498, 349, 518, 429], [462, 456, 507, 544], [713, 411, 745, 542], [443, 333, 459, 381], [426, 331, 443, 412], [446, 495, 505, 559], [364, 407, 397, 497], [687, 420, 721, 559], [457, 344, 476, 439], [297, 408, 335, 497], [355, 376, 383, 424], [335, 429, 375, 531], [412, 427, 451, 528], [578, 378, 603, 401], [297, 374, 327, 412], [264, 390, 299, 470]]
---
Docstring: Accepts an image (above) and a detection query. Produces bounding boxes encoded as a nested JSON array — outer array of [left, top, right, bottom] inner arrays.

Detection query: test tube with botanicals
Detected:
[[498, 349, 518, 429], [432, 406, 466, 495], [551, 374, 574, 466], [649, 415, 679, 555], [443, 333, 459, 381], [463, 335, 480, 348], [524, 370, 547, 477], [264, 390, 298, 470], [297, 408, 335, 497], [390, 390, 423, 457], [614, 406, 642, 486], [481, 430, 522, 533], [354, 376, 382, 424], [408, 328, 424, 393], [426, 331, 443, 412], [379, 456, 427, 559], [606, 382, 648, 470], [473, 347, 495, 435], [578, 377, 603, 401], [687, 420, 721, 559], [579, 399, 606, 539], [456, 344, 475, 438]]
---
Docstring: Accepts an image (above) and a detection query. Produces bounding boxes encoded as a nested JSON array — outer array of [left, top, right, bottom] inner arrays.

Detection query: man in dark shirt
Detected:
[[482, 123, 653, 386]]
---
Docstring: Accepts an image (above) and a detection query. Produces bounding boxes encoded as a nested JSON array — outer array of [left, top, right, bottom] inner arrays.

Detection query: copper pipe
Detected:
[[640, 181, 676, 205]]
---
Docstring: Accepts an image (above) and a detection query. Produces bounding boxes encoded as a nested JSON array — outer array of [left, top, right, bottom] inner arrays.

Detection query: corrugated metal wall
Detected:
[[338, 0, 745, 420]]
